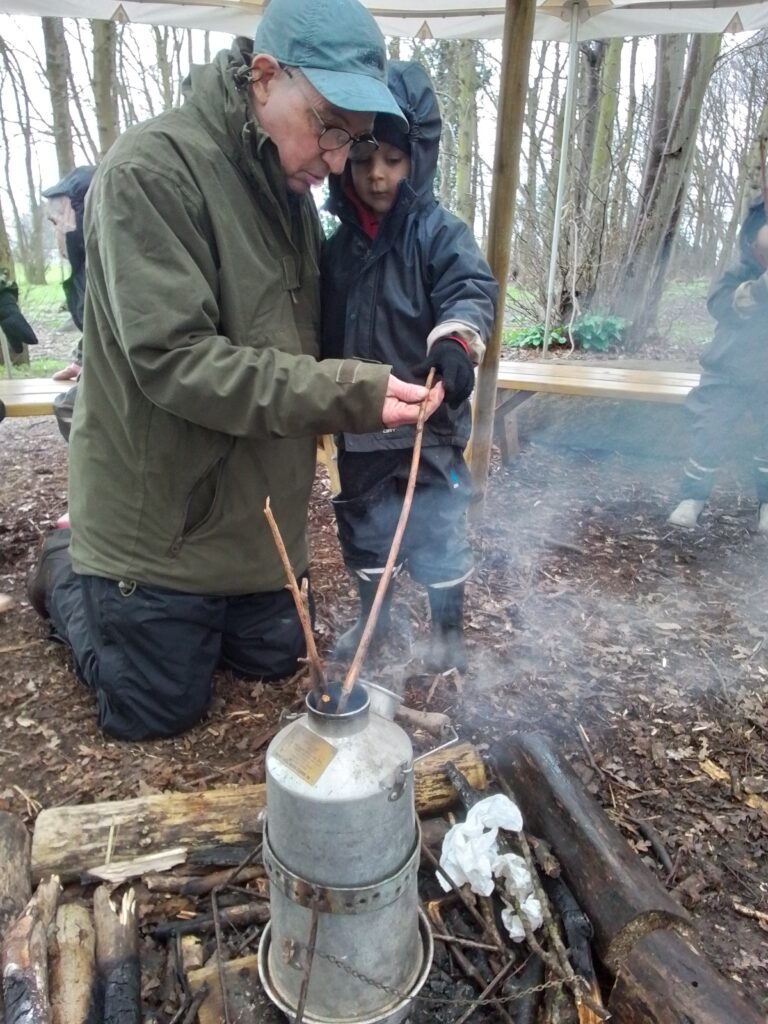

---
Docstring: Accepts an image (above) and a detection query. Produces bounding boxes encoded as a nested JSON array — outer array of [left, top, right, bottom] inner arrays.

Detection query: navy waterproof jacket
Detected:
[[701, 197, 768, 383], [321, 61, 498, 452]]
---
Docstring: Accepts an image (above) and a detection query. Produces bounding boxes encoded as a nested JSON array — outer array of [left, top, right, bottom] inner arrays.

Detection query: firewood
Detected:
[[395, 704, 453, 737], [93, 887, 139, 1024], [607, 929, 764, 1024], [152, 902, 270, 940], [0, 812, 32, 939], [49, 903, 96, 1024], [1, 876, 61, 1024], [187, 953, 284, 1024], [31, 742, 486, 881], [142, 865, 265, 895], [495, 733, 691, 971]]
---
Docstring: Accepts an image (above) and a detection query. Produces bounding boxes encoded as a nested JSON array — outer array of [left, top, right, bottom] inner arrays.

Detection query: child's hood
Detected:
[[327, 59, 440, 210], [386, 60, 441, 197]]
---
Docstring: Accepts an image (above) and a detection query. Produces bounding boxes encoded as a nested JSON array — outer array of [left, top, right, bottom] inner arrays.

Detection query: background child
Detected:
[[669, 196, 768, 530], [321, 60, 497, 672]]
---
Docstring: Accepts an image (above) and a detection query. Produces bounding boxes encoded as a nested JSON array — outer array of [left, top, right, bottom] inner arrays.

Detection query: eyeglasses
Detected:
[[282, 66, 379, 153]]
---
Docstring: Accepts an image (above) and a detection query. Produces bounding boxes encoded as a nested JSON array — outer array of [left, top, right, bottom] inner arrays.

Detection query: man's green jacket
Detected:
[[69, 44, 390, 595]]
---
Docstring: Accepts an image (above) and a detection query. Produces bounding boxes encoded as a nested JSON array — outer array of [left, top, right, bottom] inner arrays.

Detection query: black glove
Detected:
[[414, 337, 475, 409]]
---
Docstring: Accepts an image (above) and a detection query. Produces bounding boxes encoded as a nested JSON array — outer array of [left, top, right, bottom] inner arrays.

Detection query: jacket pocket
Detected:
[[168, 444, 232, 556]]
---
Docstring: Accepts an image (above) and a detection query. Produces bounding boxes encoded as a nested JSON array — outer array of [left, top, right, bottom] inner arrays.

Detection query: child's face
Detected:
[[349, 141, 410, 220]]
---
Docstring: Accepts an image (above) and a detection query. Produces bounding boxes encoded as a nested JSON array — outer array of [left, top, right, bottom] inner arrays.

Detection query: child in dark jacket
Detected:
[[321, 60, 498, 672], [668, 197, 768, 531]]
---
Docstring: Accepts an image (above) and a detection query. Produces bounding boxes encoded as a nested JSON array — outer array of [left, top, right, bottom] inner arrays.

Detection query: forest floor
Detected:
[[0, 304, 766, 1017]]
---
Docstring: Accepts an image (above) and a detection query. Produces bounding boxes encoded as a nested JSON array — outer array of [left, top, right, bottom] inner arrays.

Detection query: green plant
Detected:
[[504, 323, 566, 349], [569, 313, 626, 351], [503, 313, 626, 352]]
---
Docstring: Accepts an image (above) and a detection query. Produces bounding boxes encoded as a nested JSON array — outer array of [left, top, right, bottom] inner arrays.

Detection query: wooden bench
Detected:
[[0, 378, 73, 418], [492, 359, 701, 462], [0, 375, 343, 494]]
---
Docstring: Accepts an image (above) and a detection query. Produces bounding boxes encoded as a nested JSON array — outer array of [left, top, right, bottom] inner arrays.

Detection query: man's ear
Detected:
[[249, 54, 282, 103]]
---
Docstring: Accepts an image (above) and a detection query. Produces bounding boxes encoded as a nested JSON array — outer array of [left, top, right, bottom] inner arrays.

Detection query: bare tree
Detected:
[[42, 17, 74, 175]]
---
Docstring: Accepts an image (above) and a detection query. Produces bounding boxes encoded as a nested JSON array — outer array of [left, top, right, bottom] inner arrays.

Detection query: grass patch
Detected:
[[5, 358, 69, 378]]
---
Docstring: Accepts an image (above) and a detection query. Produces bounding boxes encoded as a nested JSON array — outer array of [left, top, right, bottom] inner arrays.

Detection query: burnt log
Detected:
[[1, 876, 61, 1024], [608, 929, 764, 1024], [93, 887, 139, 1024], [49, 903, 96, 1024], [0, 812, 32, 940], [495, 733, 691, 971], [31, 742, 485, 882]]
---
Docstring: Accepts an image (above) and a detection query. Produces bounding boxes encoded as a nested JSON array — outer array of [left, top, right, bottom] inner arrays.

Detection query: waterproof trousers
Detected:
[[46, 550, 308, 741], [679, 373, 768, 502], [331, 445, 473, 588]]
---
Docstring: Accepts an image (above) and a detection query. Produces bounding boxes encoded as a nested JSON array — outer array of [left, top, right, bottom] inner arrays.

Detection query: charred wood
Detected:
[[93, 887, 140, 1024], [607, 929, 764, 1024], [152, 902, 270, 941], [1, 876, 61, 1024], [496, 732, 691, 971]]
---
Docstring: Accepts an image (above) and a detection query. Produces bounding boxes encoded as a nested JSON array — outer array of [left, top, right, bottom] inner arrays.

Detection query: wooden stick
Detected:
[[264, 497, 325, 693], [342, 369, 435, 700]]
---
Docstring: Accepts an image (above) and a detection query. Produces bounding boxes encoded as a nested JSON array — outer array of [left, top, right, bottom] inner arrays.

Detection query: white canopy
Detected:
[[2, 0, 768, 40]]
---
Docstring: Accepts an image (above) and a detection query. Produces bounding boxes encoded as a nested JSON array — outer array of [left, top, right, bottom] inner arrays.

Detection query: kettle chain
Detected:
[[315, 948, 568, 1006]]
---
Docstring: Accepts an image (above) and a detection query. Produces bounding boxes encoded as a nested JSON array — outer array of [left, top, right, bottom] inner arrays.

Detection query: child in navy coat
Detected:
[[321, 61, 497, 672]]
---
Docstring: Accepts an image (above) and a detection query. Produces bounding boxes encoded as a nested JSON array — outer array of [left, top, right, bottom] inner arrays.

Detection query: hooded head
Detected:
[[253, 0, 406, 128], [376, 61, 441, 197]]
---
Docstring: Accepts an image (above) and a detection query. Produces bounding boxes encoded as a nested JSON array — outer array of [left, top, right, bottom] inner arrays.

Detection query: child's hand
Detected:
[[381, 375, 444, 427], [414, 338, 475, 408]]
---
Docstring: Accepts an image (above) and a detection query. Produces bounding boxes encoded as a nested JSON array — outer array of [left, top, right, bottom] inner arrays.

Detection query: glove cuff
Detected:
[[439, 334, 471, 357]]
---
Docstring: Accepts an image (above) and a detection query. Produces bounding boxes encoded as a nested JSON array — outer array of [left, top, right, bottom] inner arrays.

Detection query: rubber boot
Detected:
[[668, 499, 705, 529], [332, 577, 392, 661], [26, 528, 72, 620], [427, 584, 467, 673]]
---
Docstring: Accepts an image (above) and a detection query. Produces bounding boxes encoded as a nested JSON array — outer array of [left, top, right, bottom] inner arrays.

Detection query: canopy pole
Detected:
[[469, 0, 537, 507], [542, 0, 581, 355]]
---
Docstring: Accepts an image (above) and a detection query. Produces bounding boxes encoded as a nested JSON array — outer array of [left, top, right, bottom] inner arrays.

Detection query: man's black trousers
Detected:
[[47, 561, 307, 741]]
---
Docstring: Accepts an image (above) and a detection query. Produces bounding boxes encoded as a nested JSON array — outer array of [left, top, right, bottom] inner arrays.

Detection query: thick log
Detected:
[[0, 813, 32, 940], [187, 954, 283, 1024], [49, 904, 96, 1024], [607, 929, 764, 1024], [495, 733, 690, 971], [1, 877, 61, 1024], [32, 742, 485, 882], [93, 887, 139, 1024]]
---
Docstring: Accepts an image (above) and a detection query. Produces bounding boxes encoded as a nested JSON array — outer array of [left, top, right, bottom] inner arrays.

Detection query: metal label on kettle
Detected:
[[272, 723, 337, 785]]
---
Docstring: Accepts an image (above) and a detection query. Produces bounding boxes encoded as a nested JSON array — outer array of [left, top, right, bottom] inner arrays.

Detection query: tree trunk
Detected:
[[42, 17, 75, 175], [91, 19, 119, 155], [610, 34, 721, 345], [580, 37, 623, 306], [455, 39, 478, 227]]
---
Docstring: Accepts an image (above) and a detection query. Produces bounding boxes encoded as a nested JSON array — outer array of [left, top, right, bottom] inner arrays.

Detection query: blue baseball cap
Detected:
[[254, 0, 408, 129]]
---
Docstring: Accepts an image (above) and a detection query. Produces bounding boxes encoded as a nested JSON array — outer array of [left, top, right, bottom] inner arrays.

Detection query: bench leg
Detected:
[[499, 411, 520, 464]]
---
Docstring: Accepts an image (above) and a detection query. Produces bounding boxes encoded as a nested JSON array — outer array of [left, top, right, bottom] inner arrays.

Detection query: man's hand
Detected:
[[381, 374, 444, 428], [414, 338, 475, 409]]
